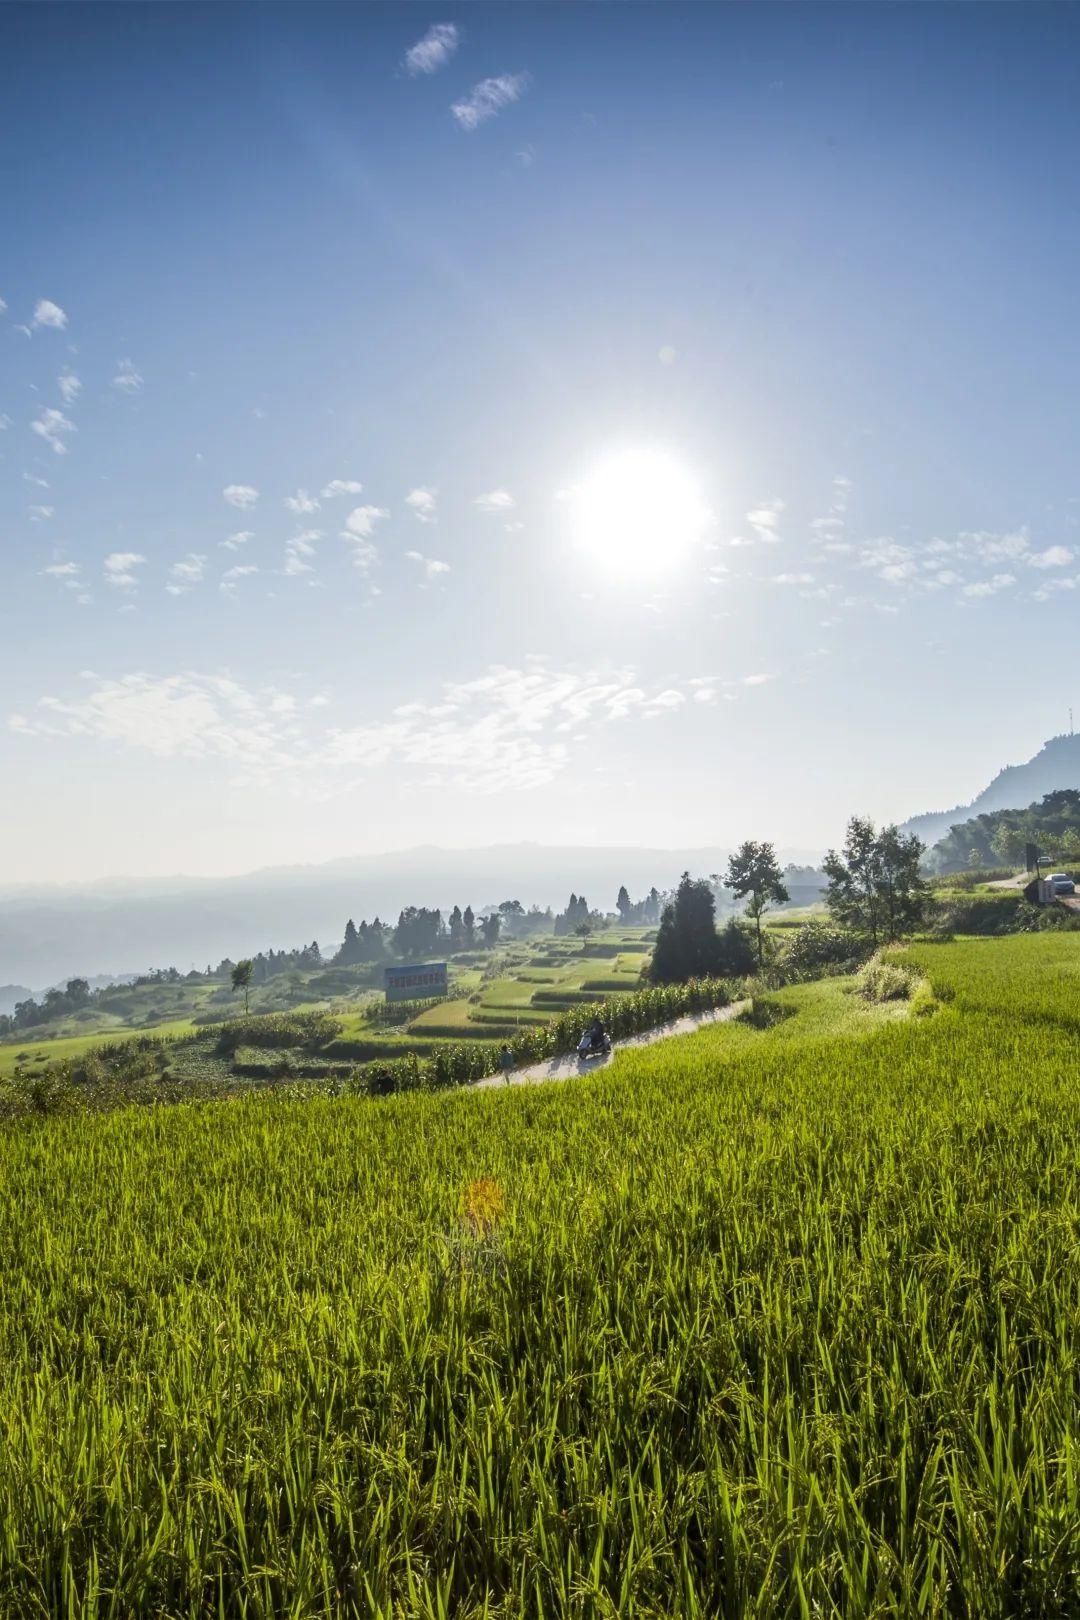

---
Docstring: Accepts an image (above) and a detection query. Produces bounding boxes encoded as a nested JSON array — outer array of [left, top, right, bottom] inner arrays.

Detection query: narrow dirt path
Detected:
[[473, 1000, 749, 1092]]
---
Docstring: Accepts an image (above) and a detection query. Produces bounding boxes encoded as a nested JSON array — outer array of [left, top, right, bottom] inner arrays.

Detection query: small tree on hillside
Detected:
[[650, 872, 723, 983], [231, 958, 254, 1015], [823, 817, 927, 943], [725, 841, 789, 969]]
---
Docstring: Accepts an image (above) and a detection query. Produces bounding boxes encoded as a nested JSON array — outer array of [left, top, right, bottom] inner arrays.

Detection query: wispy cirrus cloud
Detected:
[[320, 478, 363, 499], [31, 407, 76, 455], [745, 499, 785, 544], [223, 484, 259, 509], [404, 21, 460, 75], [58, 370, 81, 405], [28, 505, 54, 522], [112, 359, 143, 394], [220, 530, 254, 552], [451, 74, 529, 131]]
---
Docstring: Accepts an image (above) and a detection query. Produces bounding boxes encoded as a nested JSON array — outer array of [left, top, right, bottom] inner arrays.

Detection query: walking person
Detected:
[[499, 1043, 514, 1083]]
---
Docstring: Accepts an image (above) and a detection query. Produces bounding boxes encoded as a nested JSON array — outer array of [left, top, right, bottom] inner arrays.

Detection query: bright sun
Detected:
[[569, 447, 708, 579]]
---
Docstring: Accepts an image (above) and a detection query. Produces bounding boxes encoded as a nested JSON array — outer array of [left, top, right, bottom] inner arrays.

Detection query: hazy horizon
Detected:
[[4, 3, 1080, 884]]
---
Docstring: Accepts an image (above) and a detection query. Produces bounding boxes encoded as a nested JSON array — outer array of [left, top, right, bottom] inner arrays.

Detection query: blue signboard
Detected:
[[384, 962, 448, 1004]]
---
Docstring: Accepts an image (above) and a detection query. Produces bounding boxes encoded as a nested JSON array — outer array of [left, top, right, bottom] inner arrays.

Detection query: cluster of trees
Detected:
[[615, 886, 665, 926], [0, 977, 92, 1035], [822, 818, 928, 944], [928, 790, 1080, 875], [333, 900, 550, 965], [650, 821, 928, 986]]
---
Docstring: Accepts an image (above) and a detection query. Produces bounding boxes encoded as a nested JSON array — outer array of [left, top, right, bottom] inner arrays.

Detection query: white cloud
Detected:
[[320, 479, 363, 499], [405, 21, 460, 75], [1028, 545, 1074, 569], [405, 487, 438, 523], [223, 484, 259, 509], [112, 359, 143, 394], [220, 564, 259, 592], [103, 552, 146, 589], [405, 549, 451, 582], [13, 673, 300, 777], [658, 345, 678, 366], [962, 573, 1016, 599], [859, 539, 917, 584], [284, 530, 320, 576], [42, 562, 81, 587], [28, 505, 54, 521], [341, 507, 388, 570], [33, 299, 68, 330], [960, 528, 1029, 564], [475, 488, 515, 513], [0, 295, 6, 314], [285, 488, 320, 514], [8, 660, 768, 796], [742, 673, 776, 686], [773, 572, 815, 585], [451, 73, 530, 131], [220, 531, 254, 551], [344, 506, 388, 538], [166, 554, 207, 595], [746, 500, 784, 543], [31, 406, 76, 455], [1033, 574, 1080, 602], [58, 370, 81, 405]]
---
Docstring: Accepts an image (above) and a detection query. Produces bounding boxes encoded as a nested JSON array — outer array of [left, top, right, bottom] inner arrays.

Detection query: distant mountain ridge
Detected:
[[0, 842, 824, 989], [901, 734, 1080, 850]]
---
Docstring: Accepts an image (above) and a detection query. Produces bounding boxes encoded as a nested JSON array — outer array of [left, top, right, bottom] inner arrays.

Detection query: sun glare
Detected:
[[569, 447, 708, 579]]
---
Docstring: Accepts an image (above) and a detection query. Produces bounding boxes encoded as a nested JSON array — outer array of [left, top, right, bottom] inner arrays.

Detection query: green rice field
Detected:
[[0, 934, 1079, 1613]]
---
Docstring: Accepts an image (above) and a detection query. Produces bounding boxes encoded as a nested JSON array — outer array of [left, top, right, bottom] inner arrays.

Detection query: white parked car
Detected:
[[1049, 873, 1076, 896]]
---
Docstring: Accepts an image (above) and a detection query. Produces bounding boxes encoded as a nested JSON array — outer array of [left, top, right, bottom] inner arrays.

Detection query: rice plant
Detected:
[[0, 937, 1078, 1614]]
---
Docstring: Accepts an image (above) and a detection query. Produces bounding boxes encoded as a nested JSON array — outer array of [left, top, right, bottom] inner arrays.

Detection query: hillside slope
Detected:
[[902, 732, 1080, 849]]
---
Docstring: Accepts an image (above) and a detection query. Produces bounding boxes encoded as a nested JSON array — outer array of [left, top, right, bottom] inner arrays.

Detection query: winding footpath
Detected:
[[474, 999, 749, 1092]]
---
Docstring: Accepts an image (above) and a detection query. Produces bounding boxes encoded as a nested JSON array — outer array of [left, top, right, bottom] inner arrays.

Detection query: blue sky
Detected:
[[3, 2, 1080, 881]]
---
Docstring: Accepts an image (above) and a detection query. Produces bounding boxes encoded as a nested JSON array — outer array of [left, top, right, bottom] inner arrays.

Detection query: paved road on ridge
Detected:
[[473, 1000, 749, 1092]]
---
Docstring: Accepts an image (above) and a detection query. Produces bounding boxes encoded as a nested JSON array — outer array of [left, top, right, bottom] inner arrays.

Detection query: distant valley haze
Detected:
[[4, 719, 1080, 986]]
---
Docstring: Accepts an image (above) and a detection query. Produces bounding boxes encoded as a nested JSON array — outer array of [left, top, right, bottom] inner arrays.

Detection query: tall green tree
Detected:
[[616, 885, 632, 923], [649, 872, 723, 984], [725, 841, 789, 969], [823, 817, 927, 943], [230, 958, 254, 1014]]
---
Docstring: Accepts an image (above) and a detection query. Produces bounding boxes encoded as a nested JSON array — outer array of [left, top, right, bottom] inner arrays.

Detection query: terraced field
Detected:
[[1, 935, 1078, 1614]]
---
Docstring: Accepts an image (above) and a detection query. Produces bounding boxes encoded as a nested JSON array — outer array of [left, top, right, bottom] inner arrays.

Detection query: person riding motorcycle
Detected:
[[587, 1015, 606, 1051]]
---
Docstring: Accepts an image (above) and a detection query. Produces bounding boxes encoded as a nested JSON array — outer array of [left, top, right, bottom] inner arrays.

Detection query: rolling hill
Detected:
[[902, 733, 1080, 850]]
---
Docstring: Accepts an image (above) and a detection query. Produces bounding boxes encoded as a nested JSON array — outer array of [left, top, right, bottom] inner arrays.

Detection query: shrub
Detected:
[[784, 920, 867, 976], [856, 955, 920, 1003]]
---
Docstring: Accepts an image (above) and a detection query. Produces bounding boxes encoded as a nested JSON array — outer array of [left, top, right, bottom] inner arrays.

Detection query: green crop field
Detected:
[[0, 934, 1079, 1614]]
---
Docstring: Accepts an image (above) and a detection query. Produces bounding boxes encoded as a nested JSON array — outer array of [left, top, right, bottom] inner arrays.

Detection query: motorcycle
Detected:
[[577, 1028, 612, 1060]]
